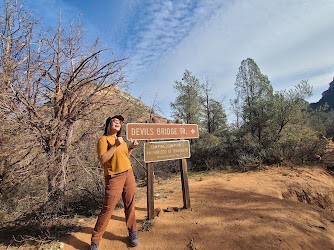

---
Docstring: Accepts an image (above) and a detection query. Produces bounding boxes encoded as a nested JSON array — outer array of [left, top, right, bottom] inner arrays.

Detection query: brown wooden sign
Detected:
[[144, 140, 190, 163], [126, 123, 198, 140]]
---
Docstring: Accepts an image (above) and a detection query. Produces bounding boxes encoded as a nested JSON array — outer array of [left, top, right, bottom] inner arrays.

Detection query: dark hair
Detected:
[[104, 117, 122, 137]]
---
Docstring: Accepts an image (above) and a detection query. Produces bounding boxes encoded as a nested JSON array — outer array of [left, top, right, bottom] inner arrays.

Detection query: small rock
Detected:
[[155, 207, 164, 217], [164, 206, 179, 212]]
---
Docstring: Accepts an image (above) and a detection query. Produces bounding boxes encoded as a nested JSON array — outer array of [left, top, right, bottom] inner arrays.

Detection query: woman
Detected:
[[89, 115, 140, 249]]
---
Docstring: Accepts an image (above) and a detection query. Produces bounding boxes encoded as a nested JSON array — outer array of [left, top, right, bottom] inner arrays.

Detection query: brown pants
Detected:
[[91, 168, 137, 243]]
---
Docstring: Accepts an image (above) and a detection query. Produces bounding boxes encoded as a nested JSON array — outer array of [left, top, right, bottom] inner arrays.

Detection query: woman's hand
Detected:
[[99, 137, 120, 164], [115, 136, 124, 146], [130, 139, 139, 149]]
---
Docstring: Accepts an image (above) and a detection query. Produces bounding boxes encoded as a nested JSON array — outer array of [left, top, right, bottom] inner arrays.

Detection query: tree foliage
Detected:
[[234, 58, 273, 147], [309, 104, 334, 138], [231, 58, 322, 165], [171, 71, 230, 171], [171, 70, 228, 135], [271, 80, 312, 138], [170, 69, 202, 124]]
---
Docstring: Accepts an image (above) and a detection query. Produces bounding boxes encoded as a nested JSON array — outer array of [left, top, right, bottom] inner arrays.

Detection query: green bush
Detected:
[[277, 123, 327, 163], [189, 131, 237, 171]]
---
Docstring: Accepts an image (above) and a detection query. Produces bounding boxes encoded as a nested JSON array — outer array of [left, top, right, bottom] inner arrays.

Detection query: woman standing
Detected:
[[89, 115, 140, 249]]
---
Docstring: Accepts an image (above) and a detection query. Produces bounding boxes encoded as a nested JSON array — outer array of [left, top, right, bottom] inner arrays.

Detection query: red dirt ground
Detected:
[[45, 140, 334, 249], [59, 169, 334, 249]]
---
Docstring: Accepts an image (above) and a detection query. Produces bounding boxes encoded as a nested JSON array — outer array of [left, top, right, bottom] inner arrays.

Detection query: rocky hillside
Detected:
[[310, 77, 334, 110], [103, 86, 167, 123]]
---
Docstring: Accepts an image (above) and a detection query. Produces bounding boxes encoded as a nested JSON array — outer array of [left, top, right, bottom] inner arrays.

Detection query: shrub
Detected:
[[277, 123, 327, 163]]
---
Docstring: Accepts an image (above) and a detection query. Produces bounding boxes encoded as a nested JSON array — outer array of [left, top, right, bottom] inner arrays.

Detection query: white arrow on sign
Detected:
[[191, 129, 195, 134]]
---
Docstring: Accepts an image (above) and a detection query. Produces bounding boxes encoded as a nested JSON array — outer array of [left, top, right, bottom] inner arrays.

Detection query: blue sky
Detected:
[[23, 0, 334, 122]]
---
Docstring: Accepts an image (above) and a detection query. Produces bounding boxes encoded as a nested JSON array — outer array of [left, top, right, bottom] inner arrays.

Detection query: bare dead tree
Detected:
[[0, 0, 128, 207], [149, 92, 164, 121], [202, 76, 213, 133], [201, 77, 227, 134]]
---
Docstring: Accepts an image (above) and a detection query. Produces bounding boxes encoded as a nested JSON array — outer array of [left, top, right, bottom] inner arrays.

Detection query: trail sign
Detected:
[[144, 140, 190, 163], [126, 123, 198, 140]]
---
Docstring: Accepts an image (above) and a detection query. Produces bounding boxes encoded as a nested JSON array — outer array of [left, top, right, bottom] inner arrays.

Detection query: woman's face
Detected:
[[109, 118, 122, 134]]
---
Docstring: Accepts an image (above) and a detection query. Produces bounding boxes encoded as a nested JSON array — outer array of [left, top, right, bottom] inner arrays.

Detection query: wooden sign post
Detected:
[[180, 158, 191, 209], [146, 161, 154, 219], [127, 123, 198, 219]]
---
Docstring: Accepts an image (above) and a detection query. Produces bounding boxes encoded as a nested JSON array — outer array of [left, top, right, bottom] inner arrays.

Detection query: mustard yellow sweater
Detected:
[[97, 135, 131, 176]]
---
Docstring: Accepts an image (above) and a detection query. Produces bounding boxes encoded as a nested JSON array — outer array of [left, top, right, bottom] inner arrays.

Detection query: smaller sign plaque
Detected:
[[144, 140, 190, 163]]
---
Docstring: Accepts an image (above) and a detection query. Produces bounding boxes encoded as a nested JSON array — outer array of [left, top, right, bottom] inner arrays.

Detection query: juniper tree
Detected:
[[233, 58, 274, 147], [170, 69, 202, 124]]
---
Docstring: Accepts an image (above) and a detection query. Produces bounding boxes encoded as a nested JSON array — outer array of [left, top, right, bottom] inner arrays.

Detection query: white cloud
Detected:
[[22, 0, 334, 121], [126, 0, 334, 120]]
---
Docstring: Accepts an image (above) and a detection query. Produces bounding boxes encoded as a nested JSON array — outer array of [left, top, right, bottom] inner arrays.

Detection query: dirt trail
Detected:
[[58, 161, 334, 250]]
